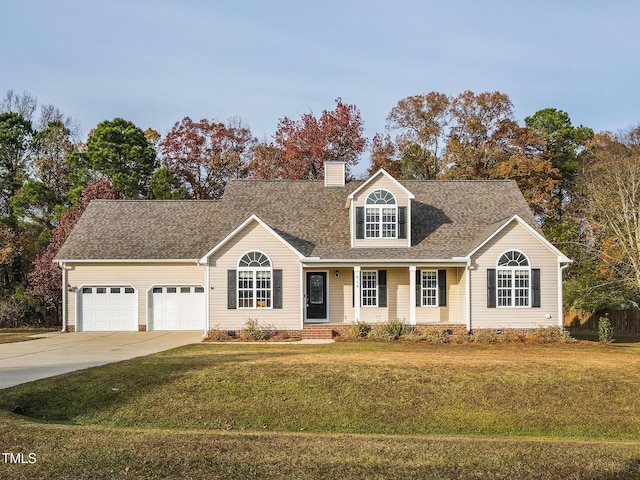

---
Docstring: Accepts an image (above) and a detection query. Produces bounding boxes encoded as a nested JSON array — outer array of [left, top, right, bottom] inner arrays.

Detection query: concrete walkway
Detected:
[[0, 331, 204, 389]]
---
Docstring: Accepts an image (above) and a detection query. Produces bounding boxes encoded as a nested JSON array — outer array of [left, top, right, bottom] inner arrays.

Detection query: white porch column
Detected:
[[354, 266, 361, 323], [409, 266, 416, 325]]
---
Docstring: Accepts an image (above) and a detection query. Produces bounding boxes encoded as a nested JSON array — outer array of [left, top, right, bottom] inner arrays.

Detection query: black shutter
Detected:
[[438, 269, 447, 307], [378, 270, 387, 307], [487, 269, 496, 308], [227, 270, 236, 309], [273, 269, 283, 309], [415, 269, 421, 307], [398, 206, 407, 239], [532, 269, 541, 308], [356, 207, 364, 239]]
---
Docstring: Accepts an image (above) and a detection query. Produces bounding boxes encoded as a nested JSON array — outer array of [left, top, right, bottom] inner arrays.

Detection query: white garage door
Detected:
[[79, 286, 138, 331], [150, 286, 205, 331]]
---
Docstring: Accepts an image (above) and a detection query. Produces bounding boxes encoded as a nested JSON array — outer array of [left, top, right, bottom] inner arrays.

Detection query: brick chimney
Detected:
[[324, 160, 346, 187]]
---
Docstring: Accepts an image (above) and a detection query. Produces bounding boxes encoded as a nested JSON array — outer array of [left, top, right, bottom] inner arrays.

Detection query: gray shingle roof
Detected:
[[55, 179, 539, 261]]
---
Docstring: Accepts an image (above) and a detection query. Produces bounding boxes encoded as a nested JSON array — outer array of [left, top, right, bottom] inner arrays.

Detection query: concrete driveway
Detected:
[[0, 331, 204, 389]]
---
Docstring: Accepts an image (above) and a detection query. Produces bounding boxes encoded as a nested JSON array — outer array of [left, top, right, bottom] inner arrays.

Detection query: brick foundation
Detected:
[[65, 325, 75, 333], [138, 325, 147, 332]]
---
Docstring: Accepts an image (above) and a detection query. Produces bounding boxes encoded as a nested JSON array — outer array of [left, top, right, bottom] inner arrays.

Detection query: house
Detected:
[[54, 162, 571, 336]]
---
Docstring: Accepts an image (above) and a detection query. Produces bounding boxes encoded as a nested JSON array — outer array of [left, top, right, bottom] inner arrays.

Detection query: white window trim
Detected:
[[496, 250, 531, 309], [420, 270, 438, 307], [237, 251, 273, 310], [361, 270, 378, 307]]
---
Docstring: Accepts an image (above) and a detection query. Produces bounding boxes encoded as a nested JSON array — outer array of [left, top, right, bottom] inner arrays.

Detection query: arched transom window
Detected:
[[497, 250, 530, 307], [237, 251, 272, 308], [365, 189, 397, 238]]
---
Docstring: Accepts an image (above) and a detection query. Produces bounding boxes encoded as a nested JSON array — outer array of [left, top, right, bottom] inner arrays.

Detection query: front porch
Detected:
[[302, 265, 468, 327]]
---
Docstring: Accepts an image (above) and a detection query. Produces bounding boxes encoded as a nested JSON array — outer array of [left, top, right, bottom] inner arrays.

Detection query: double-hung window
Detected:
[[421, 271, 438, 306], [361, 271, 378, 306], [365, 189, 397, 238], [237, 251, 272, 308], [496, 250, 530, 307]]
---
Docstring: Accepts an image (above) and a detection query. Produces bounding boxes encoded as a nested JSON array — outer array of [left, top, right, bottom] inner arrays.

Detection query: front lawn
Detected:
[[2, 341, 640, 478]]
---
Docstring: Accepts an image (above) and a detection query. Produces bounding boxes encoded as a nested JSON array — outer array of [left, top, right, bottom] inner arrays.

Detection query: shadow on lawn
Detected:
[[0, 346, 299, 424]]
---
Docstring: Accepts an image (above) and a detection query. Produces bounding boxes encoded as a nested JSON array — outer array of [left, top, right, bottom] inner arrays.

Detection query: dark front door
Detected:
[[306, 272, 327, 320]]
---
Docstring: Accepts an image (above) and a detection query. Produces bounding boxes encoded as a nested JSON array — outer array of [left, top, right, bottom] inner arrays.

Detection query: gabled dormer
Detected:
[[346, 169, 415, 248]]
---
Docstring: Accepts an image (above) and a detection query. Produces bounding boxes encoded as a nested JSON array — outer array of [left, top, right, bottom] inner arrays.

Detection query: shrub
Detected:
[[598, 316, 614, 344], [498, 329, 525, 343], [368, 319, 408, 341], [449, 332, 471, 344], [240, 318, 268, 340], [420, 328, 450, 344], [525, 326, 575, 344], [343, 321, 371, 339], [471, 329, 500, 343], [207, 328, 229, 341]]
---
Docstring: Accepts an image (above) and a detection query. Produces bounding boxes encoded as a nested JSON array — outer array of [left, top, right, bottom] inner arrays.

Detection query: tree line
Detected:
[[0, 89, 637, 326]]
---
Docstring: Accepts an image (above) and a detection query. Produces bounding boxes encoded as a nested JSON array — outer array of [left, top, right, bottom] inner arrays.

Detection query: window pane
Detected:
[[255, 270, 271, 308], [125, 287, 135, 294], [194, 287, 204, 293], [422, 271, 437, 306], [361, 271, 378, 306], [110, 287, 121, 294], [365, 208, 380, 238], [382, 207, 396, 238], [238, 270, 254, 308], [82, 287, 92, 294], [497, 270, 512, 307], [309, 274, 323, 304], [152, 287, 162, 294], [180, 287, 191, 293], [167, 287, 177, 293], [96, 287, 106, 294], [514, 269, 529, 306]]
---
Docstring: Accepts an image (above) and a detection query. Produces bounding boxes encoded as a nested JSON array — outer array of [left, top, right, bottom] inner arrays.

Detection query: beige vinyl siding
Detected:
[[352, 175, 410, 248], [326, 267, 465, 325], [415, 267, 466, 324], [470, 221, 559, 329], [209, 220, 301, 330], [66, 262, 205, 329]]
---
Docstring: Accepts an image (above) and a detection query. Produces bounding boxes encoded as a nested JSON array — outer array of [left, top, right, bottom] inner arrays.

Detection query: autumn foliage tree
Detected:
[[579, 127, 640, 302], [28, 180, 118, 318], [374, 91, 561, 221], [252, 98, 366, 180], [160, 117, 256, 199]]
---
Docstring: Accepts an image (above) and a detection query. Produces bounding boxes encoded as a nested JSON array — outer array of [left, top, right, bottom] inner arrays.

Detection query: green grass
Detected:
[[2, 341, 640, 478]]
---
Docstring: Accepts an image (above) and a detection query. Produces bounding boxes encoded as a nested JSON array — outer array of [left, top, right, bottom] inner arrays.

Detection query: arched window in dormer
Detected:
[[365, 189, 397, 238]]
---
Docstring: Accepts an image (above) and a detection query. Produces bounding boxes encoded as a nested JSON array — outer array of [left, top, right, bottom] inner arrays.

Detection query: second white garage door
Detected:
[[150, 286, 205, 331]]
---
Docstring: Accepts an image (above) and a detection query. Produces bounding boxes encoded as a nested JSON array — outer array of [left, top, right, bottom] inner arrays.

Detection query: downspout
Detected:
[[465, 259, 471, 332], [198, 259, 210, 338], [558, 262, 570, 328], [60, 262, 67, 333]]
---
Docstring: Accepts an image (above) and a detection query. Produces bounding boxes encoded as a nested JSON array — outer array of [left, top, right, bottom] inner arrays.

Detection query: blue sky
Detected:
[[2, 1, 639, 173]]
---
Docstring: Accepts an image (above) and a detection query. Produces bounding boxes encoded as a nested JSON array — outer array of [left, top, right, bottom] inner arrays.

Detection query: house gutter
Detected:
[[60, 262, 67, 333], [558, 261, 571, 328], [197, 259, 210, 337], [465, 258, 472, 332]]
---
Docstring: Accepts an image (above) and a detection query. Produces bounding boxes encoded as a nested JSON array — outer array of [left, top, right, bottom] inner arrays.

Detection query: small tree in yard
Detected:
[[598, 316, 614, 344]]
